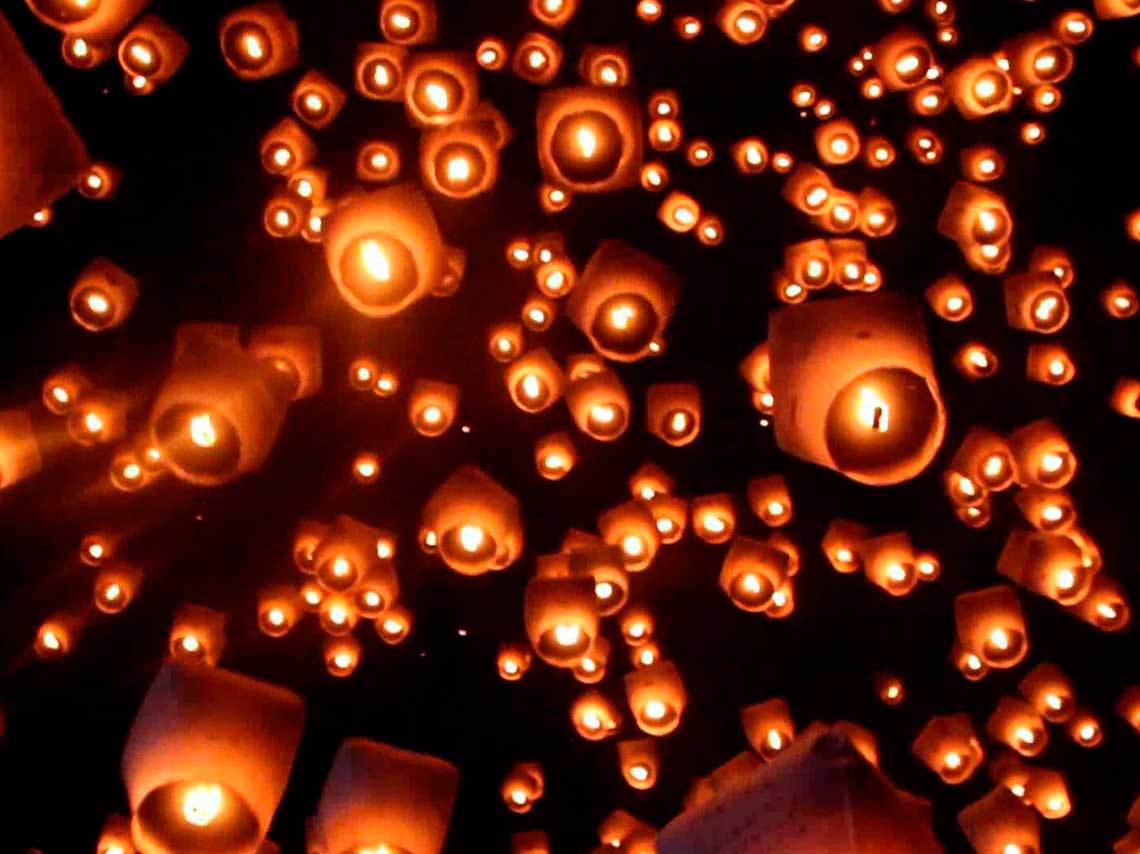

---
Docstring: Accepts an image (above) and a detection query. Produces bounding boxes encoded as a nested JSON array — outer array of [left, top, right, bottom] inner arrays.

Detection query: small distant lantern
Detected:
[[646, 382, 701, 446], [740, 698, 795, 760], [1117, 686, 1140, 733], [954, 342, 999, 380], [1101, 280, 1138, 318], [69, 257, 138, 332], [574, 635, 611, 683], [658, 191, 701, 232], [912, 713, 984, 783], [292, 519, 328, 573], [946, 57, 1014, 118], [598, 501, 659, 571], [717, 2, 768, 44], [421, 119, 502, 199], [521, 293, 557, 330], [691, 493, 736, 544], [1111, 378, 1140, 419], [569, 545, 629, 616], [77, 162, 121, 200], [625, 660, 687, 736], [324, 636, 361, 678], [257, 585, 299, 638], [535, 432, 577, 480], [648, 495, 688, 544], [376, 604, 413, 644], [566, 369, 631, 441], [35, 614, 77, 659], [862, 532, 918, 597], [954, 585, 1029, 669], [290, 71, 345, 129], [421, 466, 523, 575], [169, 603, 226, 665], [1065, 574, 1130, 631], [319, 595, 358, 636], [498, 642, 533, 681], [822, 519, 868, 574], [260, 117, 316, 176], [476, 36, 509, 70], [511, 829, 550, 854], [379, 0, 437, 44], [408, 379, 459, 437], [1003, 272, 1070, 333], [42, 364, 90, 415], [1007, 419, 1075, 488], [952, 640, 991, 681], [873, 29, 935, 90], [0, 409, 42, 490], [68, 389, 128, 447], [987, 697, 1047, 758], [874, 671, 905, 706], [925, 274, 974, 321], [1026, 343, 1074, 385], [571, 690, 623, 740], [524, 576, 598, 666], [958, 787, 1041, 854], [219, 2, 298, 79], [117, 16, 188, 92], [1018, 662, 1074, 723], [618, 738, 659, 790], [263, 193, 306, 238], [404, 51, 478, 126], [506, 349, 566, 413], [815, 119, 861, 165], [961, 145, 1005, 182], [719, 537, 791, 612], [94, 559, 142, 614]]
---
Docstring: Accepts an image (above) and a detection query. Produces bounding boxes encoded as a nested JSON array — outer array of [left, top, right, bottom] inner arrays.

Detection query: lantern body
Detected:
[[169, 603, 226, 665], [219, 2, 299, 79], [768, 293, 946, 485], [747, 475, 792, 526], [645, 382, 701, 445], [912, 714, 984, 783], [720, 537, 791, 612], [566, 369, 631, 441], [118, 16, 188, 89], [599, 500, 659, 570], [0, 409, 42, 490], [536, 87, 643, 192], [420, 118, 501, 199], [619, 738, 660, 790], [861, 532, 918, 596], [404, 51, 477, 127], [121, 663, 304, 854], [1003, 272, 1069, 333], [1007, 419, 1076, 488], [822, 519, 867, 573], [958, 787, 1040, 854], [421, 466, 523, 575], [997, 529, 1089, 604], [625, 660, 687, 736], [954, 586, 1029, 669], [355, 43, 407, 100], [741, 698, 795, 760], [291, 71, 346, 129], [524, 576, 598, 666], [506, 349, 566, 413], [313, 738, 458, 854], [1018, 662, 1074, 723]]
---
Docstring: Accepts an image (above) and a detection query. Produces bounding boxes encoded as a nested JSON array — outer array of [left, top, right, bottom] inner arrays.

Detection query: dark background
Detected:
[[2, 0, 1139, 850]]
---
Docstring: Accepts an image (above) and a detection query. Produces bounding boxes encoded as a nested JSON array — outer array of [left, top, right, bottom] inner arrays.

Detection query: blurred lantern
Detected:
[[298, 581, 324, 612], [954, 342, 998, 380], [313, 738, 458, 854], [0, 409, 42, 490], [534, 254, 576, 298], [263, 193, 305, 238], [658, 191, 701, 233], [822, 519, 868, 574], [42, 363, 90, 415], [625, 660, 686, 736], [631, 640, 661, 669], [68, 389, 128, 447], [946, 57, 1014, 117], [938, 182, 1013, 273], [578, 44, 631, 86], [916, 551, 940, 582], [874, 672, 905, 706], [313, 515, 390, 596], [865, 136, 896, 167], [630, 463, 672, 501], [648, 495, 689, 544], [574, 635, 611, 683], [118, 16, 188, 92], [599, 501, 659, 571], [94, 559, 142, 614], [961, 145, 1005, 182], [78, 162, 121, 200], [648, 117, 683, 152], [783, 164, 833, 216], [513, 32, 563, 84], [741, 698, 795, 760], [640, 161, 670, 190], [924, 274, 973, 321], [121, 664, 303, 854], [1020, 121, 1046, 146], [1102, 280, 1138, 318], [260, 118, 315, 176], [150, 323, 319, 485], [421, 118, 502, 199], [997, 530, 1089, 604], [376, 604, 413, 644], [1014, 489, 1077, 534], [408, 379, 459, 437], [717, 2, 768, 44], [1065, 573, 1130, 631], [1003, 272, 1070, 333], [954, 586, 1029, 669], [62, 33, 112, 68], [1023, 767, 1071, 820], [566, 369, 631, 441], [257, 584, 298, 638], [1117, 686, 1140, 733], [874, 29, 934, 90], [800, 23, 827, 51], [768, 293, 946, 485], [537, 87, 643, 192], [292, 519, 328, 572], [1026, 343, 1074, 385], [747, 474, 793, 526], [476, 36, 508, 70], [1067, 708, 1103, 748], [405, 51, 478, 126], [636, 0, 663, 21], [1112, 378, 1140, 418], [507, 349, 566, 413], [906, 127, 944, 165], [351, 451, 381, 484], [318, 595, 358, 637], [511, 830, 550, 854], [354, 43, 407, 101], [620, 604, 655, 646], [219, 2, 298, 79], [862, 532, 918, 597], [989, 750, 1032, 800], [949, 427, 1015, 493], [110, 447, 150, 492], [498, 642, 533, 682], [619, 738, 660, 790], [524, 576, 597, 666], [719, 537, 791, 612], [952, 640, 990, 681], [912, 713, 984, 783], [815, 119, 861, 166], [675, 15, 703, 39], [23, 0, 151, 40], [691, 493, 736, 544], [81, 531, 117, 566], [987, 697, 1047, 757], [69, 257, 138, 332], [379, 0, 437, 44], [169, 603, 226, 665], [569, 545, 629, 616], [686, 138, 714, 168], [535, 432, 577, 480], [958, 787, 1040, 854], [521, 294, 557, 331], [1018, 662, 1074, 723], [421, 467, 522, 575], [290, 71, 345, 129], [35, 614, 78, 659], [910, 82, 948, 116], [356, 141, 401, 183], [1028, 246, 1075, 287], [1003, 31, 1073, 86], [646, 383, 701, 446], [571, 690, 622, 740], [96, 814, 133, 854], [323, 636, 361, 678], [1095, 0, 1140, 17], [1007, 419, 1075, 488], [732, 138, 769, 175]]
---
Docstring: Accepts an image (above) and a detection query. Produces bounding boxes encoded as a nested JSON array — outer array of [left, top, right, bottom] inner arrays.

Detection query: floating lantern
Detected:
[[421, 119, 501, 199], [815, 119, 861, 166], [675, 15, 703, 39], [513, 32, 563, 84], [949, 426, 1016, 493], [78, 162, 121, 200], [1004, 272, 1070, 333], [874, 672, 905, 706], [937, 181, 1013, 271], [997, 529, 1089, 604], [717, 2, 768, 44], [219, 3, 298, 79], [574, 635, 611, 683], [645, 382, 701, 446], [323, 636, 360, 677], [68, 389, 128, 447], [319, 595, 358, 637], [874, 29, 934, 90], [94, 559, 142, 614], [61, 33, 111, 68], [376, 604, 413, 644], [598, 501, 659, 572], [259, 118, 315, 176], [476, 36, 509, 70], [912, 713, 984, 783], [962, 145, 1005, 182], [620, 604, 655, 647], [524, 576, 597, 666], [691, 493, 736, 545], [822, 519, 868, 574], [719, 537, 791, 612], [571, 690, 622, 740], [421, 466, 522, 575], [536, 87, 643, 193], [1003, 31, 1073, 86], [1102, 280, 1138, 318], [498, 642, 533, 681], [630, 464, 672, 502], [404, 51, 477, 127], [292, 519, 328, 573], [507, 349, 566, 413], [356, 142, 401, 183], [1017, 662, 1074, 723], [954, 585, 1029, 669], [745, 474, 792, 527], [257, 584, 298, 638], [952, 640, 990, 681], [121, 663, 304, 854], [1117, 686, 1140, 733], [69, 258, 138, 332], [379, 0, 437, 44], [946, 57, 1014, 118], [96, 814, 133, 854], [0, 409, 42, 491], [783, 164, 833, 216], [1026, 343, 1075, 385], [658, 191, 701, 233], [1065, 574, 1130, 631], [862, 532, 918, 597], [263, 193, 305, 239], [42, 364, 90, 415], [924, 274, 974, 322], [521, 293, 557, 331], [647, 495, 688, 544], [1067, 708, 1102, 748], [535, 431, 577, 480], [648, 117, 683, 152], [35, 614, 77, 659], [954, 342, 999, 379], [959, 787, 1040, 854], [910, 82, 949, 116], [312, 515, 383, 594], [740, 698, 795, 760], [987, 697, 1047, 757], [290, 71, 345, 129], [768, 293, 946, 485], [640, 161, 670, 190], [169, 603, 226, 665], [118, 16, 188, 92], [865, 136, 896, 168], [110, 447, 150, 492], [534, 254, 576, 298], [1111, 378, 1140, 418], [578, 44, 631, 86], [565, 369, 631, 441], [619, 738, 659, 790], [569, 545, 629, 616], [23, 0, 151, 40], [81, 531, 116, 566], [625, 660, 686, 736], [314, 738, 458, 854], [1007, 419, 1075, 488]]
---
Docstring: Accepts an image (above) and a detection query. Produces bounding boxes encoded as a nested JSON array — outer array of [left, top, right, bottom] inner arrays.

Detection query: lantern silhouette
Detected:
[[625, 660, 686, 736], [571, 690, 622, 741], [313, 738, 458, 854], [219, 3, 298, 79], [69, 389, 128, 446], [169, 603, 225, 665], [954, 586, 1028, 669], [118, 16, 188, 92], [507, 349, 566, 414], [568, 241, 679, 362], [121, 663, 303, 854], [0, 409, 42, 491], [740, 698, 795, 760], [958, 787, 1040, 854], [719, 537, 791, 612], [421, 466, 522, 575], [1004, 272, 1070, 333], [912, 713, 984, 783], [566, 369, 631, 441], [94, 559, 142, 614], [376, 604, 413, 644], [150, 324, 317, 485], [987, 698, 1047, 757], [769, 293, 946, 485], [524, 576, 598, 666], [1065, 574, 1130, 631], [646, 382, 701, 445], [619, 738, 660, 790], [290, 71, 345, 129]]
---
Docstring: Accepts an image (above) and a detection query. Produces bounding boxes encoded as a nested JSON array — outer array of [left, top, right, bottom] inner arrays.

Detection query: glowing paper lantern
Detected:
[[313, 738, 458, 854], [420, 118, 502, 199], [537, 87, 643, 193], [822, 519, 868, 574], [121, 663, 303, 854], [257, 585, 298, 638], [498, 642, 533, 681], [324, 185, 447, 319], [646, 383, 701, 445], [511, 829, 550, 854], [421, 466, 523, 575], [741, 698, 795, 760], [94, 559, 142, 614], [118, 16, 188, 92], [1004, 272, 1070, 333], [1007, 419, 1075, 488], [599, 501, 660, 571], [946, 58, 1014, 118], [0, 409, 42, 491], [719, 537, 791, 612], [35, 614, 78, 659], [290, 71, 345, 129], [535, 431, 577, 480], [376, 604, 413, 644], [513, 32, 564, 84], [379, 0, 437, 44], [958, 788, 1040, 854], [912, 713, 983, 784], [24, 0, 150, 39], [1065, 574, 1130, 631], [571, 690, 623, 740], [569, 544, 629, 616], [566, 369, 631, 441], [987, 698, 1047, 757], [524, 576, 598, 666], [219, 3, 298, 79], [1018, 663, 1074, 723], [502, 762, 544, 813], [169, 603, 226, 665], [625, 660, 687, 736], [768, 293, 946, 485], [997, 529, 1089, 604], [404, 51, 477, 127], [619, 738, 660, 790], [861, 532, 918, 597], [954, 586, 1029, 669], [506, 349, 566, 413], [69, 389, 128, 446]]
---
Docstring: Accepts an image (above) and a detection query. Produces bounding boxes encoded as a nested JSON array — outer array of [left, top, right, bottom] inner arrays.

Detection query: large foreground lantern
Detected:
[[324, 185, 448, 318], [768, 293, 946, 485], [421, 466, 523, 575], [121, 663, 304, 854], [568, 241, 680, 363], [536, 87, 643, 192], [313, 738, 459, 854], [149, 323, 320, 486]]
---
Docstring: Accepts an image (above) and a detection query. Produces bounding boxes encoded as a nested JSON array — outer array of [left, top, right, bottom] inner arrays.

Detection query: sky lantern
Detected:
[[117, 16, 187, 93], [924, 274, 973, 321], [313, 738, 458, 854], [257, 584, 299, 638], [1026, 343, 1075, 385], [719, 536, 791, 612], [568, 241, 679, 362], [169, 603, 226, 665], [404, 51, 477, 127], [574, 634, 611, 683], [375, 603, 413, 644], [420, 118, 503, 199], [379, 0, 437, 44], [861, 532, 918, 597], [1018, 662, 1075, 723], [513, 32, 563, 84], [569, 544, 630, 615], [497, 641, 533, 681], [354, 42, 407, 100], [618, 737, 660, 790], [946, 57, 1014, 117], [407, 379, 458, 437], [94, 559, 142, 614], [954, 586, 1029, 669], [961, 145, 1005, 182], [42, 363, 91, 415], [1007, 419, 1076, 488], [815, 119, 861, 165], [571, 690, 622, 741], [987, 697, 1048, 757], [290, 70, 345, 129], [625, 660, 687, 736], [783, 164, 833, 216], [121, 663, 303, 854], [1065, 574, 1130, 631], [77, 161, 121, 199], [534, 431, 577, 480], [873, 29, 935, 90], [958, 787, 1040, 854], [0, 409, 42, 491], [566, 368, 631, 441], [646, 382, 701, 446], [691, 493, 736, 544], [61, 33, 112, 69], [746, 474, 793, 526], [323, 635, 361, 677], [599, 500, 659, 571], [740, 698, 795, 760], [421, 466, 523, 575], [768, 293, 946, 485], [1117, 686, 1140, 733], [1112, 378, 1140, 418], [524, 576, 597, 666], [1066, 707, 1103, 748], [997, 530, 1090, 605], [619, 604, 655, 647], [34, 613, 78, 659], [506, 349, 566, 413], [1004, 271, 1070, 333], [629, 462, 674, 500], [313, 515, 391, 596], [912, 713, 984, 784], [717, 1, 769, 44], [874, 672, 905, 706], [501, 762, 544, 814], [96, 814, 133, 854], [259, 118, 315, 177], [822, 519, 868, 574], [937, 181, 1013, 273], [578, 43, 631, 86], [218, 3, 297, 79]]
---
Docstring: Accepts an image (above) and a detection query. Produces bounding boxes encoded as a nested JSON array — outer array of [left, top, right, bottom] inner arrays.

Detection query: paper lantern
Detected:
[[1065, 574, 1130, 631], [498, 642, 533, 681], [987, 697, 1047, 757], [958, 787, 1040, 854], [122, 663, 303, 854], [574, 635, 611, 683], [814, 119, 861, 166], [567, 241, 679, 362], [23, 0, 153, 39], [861, 532, 918, 597], [571, 690, 623, 740], [1066, 708, 1102, 748], [118, 16, 188, 92], [407, 379, 458, 437], [961, 145, 1005, 182], [403, 51, 478, 127], [690, 493, 735, 544], [42, 363, 90, 415], [379, 0, 437, 44], [782, 164, 833, 216], [0, 409, 42, 491], [769, 293, 946, 485], [96, 814, 134, 854], [319, 594, 359, 636], [169, 603, 226, 665], [946, 57, 1014, 117], [717, 2, 768, 44], [68, 389, 128, 446], [620, 604, 655, 647], [488, 322, 523, 363], [937, 182, 1013, 271], [619, 738, 660, 790], [314, 738, 458, 854], [566, 369, 631, 441], [1004, 272, 1070, 333], [35, 614, 78, 659], [353, 43, 407, 101], [421, 466, 522, 575], [1095, 0, 1140, 18], [912, 713, 984, 783], [309, 515, 379, 593], [951, 640, 990, 681], [511, 32, 562, 84], [569, 545, 629, 616], [719, 537, 791, 612], [1112, 379, 1140, 418], [1007, 420, 1075, 488], [521, 293, 557, 330], [910, 82, 948, 116], [77, 161, 121, 200], [257, 584, 298, 638], [1117, 686, 1140, 733], [476, 36, 509, 70], [646, 383, 701, 445], [873, 29, 934, 90], [420, 118, 501, 199], [874, 672, 905, 706], [94, 559, 142, 614], [80, 530, 117, 566], [259, 118, 315, 177], [535, 431, 577, 480], [524, 576, 598, 666], [954, 342, 999, 380], [376, 604, 413, 644], [1015, 663, 1074, 724], [740, 698, 795, 760], [746, 474, 793, 527], [218, 3, 297, 79], [1026, 343, 1075, 385], [629, 462, 673, 500], [323, 636, 361, 678], [997, 530, 1089, 604], [60, 32, 112, 68], [822, 519, 868, 573], [290, 71, 345, 129], [594, 502, 657, 571], [658, 191, 701, 233], [954, 586, 1028, 669], [578, 43, 631, 86], [625, 660, 686, 736], [1102, 280, 1139, 318], [506, 349, 566, 414], [924, 274, 973, 322]]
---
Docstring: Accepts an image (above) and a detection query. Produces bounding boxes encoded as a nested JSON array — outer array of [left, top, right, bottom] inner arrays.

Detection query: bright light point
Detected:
[[595, 581, 614, 600], [190, 413, 217, 448], [182, 784, 223, 827], [84, 411, 104, 434], [577, 126, 598, 158], [857, 388, 890, 432], [767, 729, 784, 750], [554, 622, 581, 646], [458, 525, 485, 553], [424, 82, 449, 111], [361, 239, 391, 282], [243, 33, 264, 60], [644, 700, 667, 720]]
